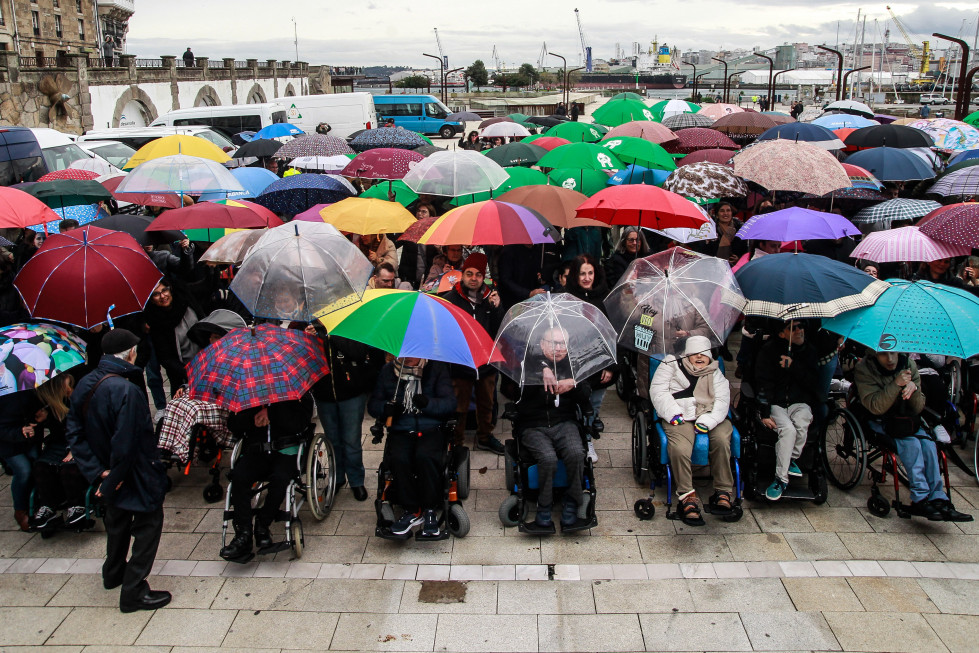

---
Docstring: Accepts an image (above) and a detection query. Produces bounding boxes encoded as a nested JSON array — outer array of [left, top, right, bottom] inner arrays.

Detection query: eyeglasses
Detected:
[[626, 237, 639, 243], [543, 339, 568, 349], [151, 287, 171, 299]]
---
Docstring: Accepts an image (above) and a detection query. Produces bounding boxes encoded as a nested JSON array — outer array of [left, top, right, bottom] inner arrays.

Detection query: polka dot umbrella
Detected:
[[917, 203, 979, 248]]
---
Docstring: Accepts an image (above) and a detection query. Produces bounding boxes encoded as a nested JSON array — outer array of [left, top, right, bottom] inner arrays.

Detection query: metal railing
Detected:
[[234, 60, 251, 69], [135, 58, 164, 68]]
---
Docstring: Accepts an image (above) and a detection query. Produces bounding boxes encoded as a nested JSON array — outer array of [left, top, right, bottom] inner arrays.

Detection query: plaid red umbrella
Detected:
[[664, 128, 738, 155], [340, 148, 425, 180], [13, 225, 162, 329], [38, 169, 101, 182], [185, 323, 329, 412], [396, 216, 438, 243]]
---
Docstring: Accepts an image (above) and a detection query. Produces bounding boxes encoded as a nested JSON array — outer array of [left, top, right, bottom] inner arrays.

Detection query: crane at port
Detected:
[[574, 8, 592, 71], [434, 27, 447, 69], [492, 45, 504, 73], [537, 42, 548, 71], [885, 6, 929, 74]]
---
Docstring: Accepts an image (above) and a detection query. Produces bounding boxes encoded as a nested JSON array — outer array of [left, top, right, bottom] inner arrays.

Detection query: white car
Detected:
[[920, 94, 950, 105]]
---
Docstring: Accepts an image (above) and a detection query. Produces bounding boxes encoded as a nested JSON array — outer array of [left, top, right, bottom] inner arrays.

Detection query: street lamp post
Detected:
[[422, 53, 445, 102], [728, 71, 743, 105], [682, 60, 698, 100], [712, 57, 728, 102], [549, 52, 568, 108], [933, 33, 971, 120], [567, 66, 585, 108], [753, 52, 774, 107], [446, 67, 464, 104], [816, 45, 844, 101], [841, 66, 871, 100], [772, 68, 796, 106]]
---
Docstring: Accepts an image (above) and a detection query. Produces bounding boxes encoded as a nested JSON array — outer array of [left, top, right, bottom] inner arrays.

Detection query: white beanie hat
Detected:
[[682, 335, 713, 359]]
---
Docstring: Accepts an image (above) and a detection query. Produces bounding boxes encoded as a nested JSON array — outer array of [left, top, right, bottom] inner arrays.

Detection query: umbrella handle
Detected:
[[106, 305, 115, 329]]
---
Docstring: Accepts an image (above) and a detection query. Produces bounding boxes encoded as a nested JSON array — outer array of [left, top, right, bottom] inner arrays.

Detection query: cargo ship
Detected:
[[578, 42, 687, 90]]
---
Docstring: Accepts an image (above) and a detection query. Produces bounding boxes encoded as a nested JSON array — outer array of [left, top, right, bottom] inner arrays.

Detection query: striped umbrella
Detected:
[[853, 198, 942, 227], [417, 200, 559, 246], [849, 226, 971, 263], [927, 166, 979, 198]]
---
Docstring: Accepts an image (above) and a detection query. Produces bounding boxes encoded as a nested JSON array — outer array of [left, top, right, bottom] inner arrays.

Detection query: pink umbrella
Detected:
[[603, 121, 678, 145], [678, 148, 737, 167], [698, 104, 745, 120], [340, 148, 425, 180], [850, 226, 971, 263]]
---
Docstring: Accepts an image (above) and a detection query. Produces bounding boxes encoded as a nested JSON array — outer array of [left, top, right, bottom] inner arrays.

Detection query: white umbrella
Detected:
[[402, 150, 509, 197], [824, 100, 874, 118], [288, 155, 353, 172], [481, 122, 532, 138]]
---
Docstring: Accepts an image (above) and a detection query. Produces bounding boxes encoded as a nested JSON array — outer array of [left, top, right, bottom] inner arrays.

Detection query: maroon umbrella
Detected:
[[340, 148, 426, 180], [678, 148, 737, 167], [14, 225, 162, 329], [664, 128, 739, 155], [145, 199, 283, 232], [711, 112, 779, 137], [917, 203, 979, 248]]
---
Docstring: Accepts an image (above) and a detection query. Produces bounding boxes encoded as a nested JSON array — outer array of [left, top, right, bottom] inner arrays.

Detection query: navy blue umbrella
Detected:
[[250, 174, 354, 215], [756, 123, 844, 150], [845, 148, 937, 182], [948, 150, 979, 167], [349, 128, 426, 152], [734, 252, 890, 319]]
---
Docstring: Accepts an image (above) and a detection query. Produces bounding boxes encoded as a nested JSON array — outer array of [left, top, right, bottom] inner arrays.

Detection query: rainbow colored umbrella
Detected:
[[417, 200, 559, 246], [319, 289, 503, 369]]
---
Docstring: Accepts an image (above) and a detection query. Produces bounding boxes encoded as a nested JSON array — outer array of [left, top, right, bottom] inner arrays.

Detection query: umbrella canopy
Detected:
[[361, 179, 419, 206], [843, 124, 933, 149], [251, 174, 354, 215], [349, 128, 426, 152], [650, 99, 701, 122], [417, 200, 559, 246], [604, 120, 678, 145], [447, 167, 548, 206], [849, 226, 970, 263], [927, 166, 979, 198], [395, 217, 438, 244], [546, 168, 610, 196], [198, 167, 280, 201], [544, 122, 608, 143], [230, 221, 373, 322], [678, 148, 736, 167], [276, 134, 355, 158], [844, 148, 938, 182], [0, 187, 62, 229], [37, 169, 100, 182], [664, 128, 738, 155], [734, 252, 890, 319], [252, 123, 304, 140], [24, 179, 113, 210], [647, 218, 718, 244], [482, 142, 548, 167], [287, 154, 354, 172], [124, 135, 230, 170], [598, 137, 676, 171], [32, 204, 109, 234], [736, 207, 861, 241], [948, 150, 979, 167], [522, 135, 572, 151], [340, 148, 425, 180], [756, 123, 844, 150], [610, 92, 644, 101], [479, 117, 513, 129], [538, 143, 625, 172], [603, 247, 745, 357], [0, 323, 87, 396], [662, 113, 715, 130], [811, 114, 877, 129], [490, 292, 618, 386], [731, 139, 851, 195], [607, 165, 671, 187], [527, 115, 569, 128], [186, 323, 329, 412], [317, 197, 415, 234], [319, 289, 503, 368], [663, 162, 748, 200], [711, 112, 779, 137], [401, 150, 509, 197], [481, 122, 532, 139], [448, 111, 482, 122], [824, 99, 875, 118], [69, 157, 120, 177], [698, 104, 745, 121], [90, 213, 183, 247], [917, 203, 979, 247], [146, 198, 283, 241], [852, 198, 941, 228], [496, 185, 603, 228], [592, 99, 656, 127], [575, 185, 709, 230], [840, 163, 884, 190], [966, 110, 979, 127], [823, 280, 979, 358], [14, 225, 162, 329], [199, 229, 266, 265], [233, 139, 283, 159], [115, 154, 246, 198]]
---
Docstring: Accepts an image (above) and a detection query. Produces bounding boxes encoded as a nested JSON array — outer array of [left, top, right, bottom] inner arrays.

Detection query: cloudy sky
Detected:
[[127, 1, 978, 68]]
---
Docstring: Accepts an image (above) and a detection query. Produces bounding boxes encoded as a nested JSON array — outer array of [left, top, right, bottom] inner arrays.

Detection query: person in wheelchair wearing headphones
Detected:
[[220, 395, 314, 563]]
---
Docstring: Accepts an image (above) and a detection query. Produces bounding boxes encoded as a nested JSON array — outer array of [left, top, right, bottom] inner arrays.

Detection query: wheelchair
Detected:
[[28, 483, 103, 539], [498, 400, 599, 534], [220, 424, 336, 560], [157, 422, 228, 503], [372, 418, 471, 542]]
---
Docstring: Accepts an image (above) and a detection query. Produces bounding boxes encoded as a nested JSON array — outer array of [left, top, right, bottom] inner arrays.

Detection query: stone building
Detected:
[[0, 0, 105, 61]]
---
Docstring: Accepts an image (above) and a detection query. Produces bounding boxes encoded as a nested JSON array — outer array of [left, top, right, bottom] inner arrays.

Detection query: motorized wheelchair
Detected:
[[498, 392, 600, 534], [220, 423, 336, 560], [371, 417, 471, 542], [155, 397, 236, 503]]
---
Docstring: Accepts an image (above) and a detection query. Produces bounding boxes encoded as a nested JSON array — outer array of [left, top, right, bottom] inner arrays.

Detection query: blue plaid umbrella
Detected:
[[350, 129, 426, 152], [252, 123, 305, 140], [30, 203, 109, 234], [250, 174, 355, 215]]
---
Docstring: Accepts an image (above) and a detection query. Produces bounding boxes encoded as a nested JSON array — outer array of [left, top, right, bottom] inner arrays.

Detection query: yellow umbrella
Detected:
[[124, 135, 231, 170], [318, 197, 416, 234]]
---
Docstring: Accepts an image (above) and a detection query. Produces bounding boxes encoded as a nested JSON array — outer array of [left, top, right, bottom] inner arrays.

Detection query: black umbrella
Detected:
[[448, 111, 482, 122], [90, 214, 184, 247], [233, 138, 283, 159], [413, 144, 446, 156], [843, 124, 934, 149], [527, 115, 568, 128]]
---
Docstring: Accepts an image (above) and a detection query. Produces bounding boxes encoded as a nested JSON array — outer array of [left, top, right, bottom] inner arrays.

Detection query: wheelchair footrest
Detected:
[[257, 541, 290, 555], [561, 516, 596, 534], [414, 529, 450, 542], [374, 526, 412, 542], [518, 520, 556, 535]]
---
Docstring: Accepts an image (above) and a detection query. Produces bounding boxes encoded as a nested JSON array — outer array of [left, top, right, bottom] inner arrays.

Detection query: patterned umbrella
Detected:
[[678, 148, 736, 167], [350, 128, 426, 152], [592, 99, 656, 127], [756, 123, 844, 150], [662, 113, 715, 130], [186, 323, 329, 412], [845, 148, 938, 182], [927, 166, 979, 198], [402, 150, 509, 197], [698, 104, 744, 120], [598, 137, 676, 171], [731, 139, 851, 195], [663, 128, 738, 155], [735, 207, 861, 241], [604, 121, 678, 145], [538, 143, 625, 172], [917, 203, 979, 248], [649, 99, 701, 122], [522, 135, 572, 151], [417, 200, 559, 246], [276, 134, 354, 158], [849, 226, 971, 263], [31, 203, 111, 234], [544, 122, 608, 143], [251, 174, 355, 215], [340, 148, 425, 180], [396, 216, 438, 244], [0, 323, 87, 396], [840, 163, 884, 190], [852, 198, 942, 227], [663, 162, 748, 200], [199, 229, 266, 265], [37, 169, 100, 182], [711, 112, 779, 138]]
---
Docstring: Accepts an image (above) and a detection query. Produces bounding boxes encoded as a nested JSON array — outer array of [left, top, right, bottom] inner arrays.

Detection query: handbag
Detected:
[[882, 414, 920, 439]]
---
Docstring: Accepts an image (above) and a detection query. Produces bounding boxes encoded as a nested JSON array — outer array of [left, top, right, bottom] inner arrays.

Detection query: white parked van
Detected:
[[275, 93, 376, 139], [78, 126, 235, 152], [150, 103, 288, 139]]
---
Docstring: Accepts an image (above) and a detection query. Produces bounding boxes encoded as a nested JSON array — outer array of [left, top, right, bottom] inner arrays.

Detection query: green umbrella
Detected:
[[362, 180, 419, 207], [592, 99, 656, 127], [507, 113, 531, 122], [649, 99, 702, 122], [611, 92, 645, 101], [418, 133, 434, 145], [482, 142, 548, 167], [964, 110, 979, 127], [546, 168, 610, 196], [537, 142, 624, 172], [545, 122, 608, 143], [599, 136, 676, 171], [25, 180, 113, 210], [448, 167, 548, 206]]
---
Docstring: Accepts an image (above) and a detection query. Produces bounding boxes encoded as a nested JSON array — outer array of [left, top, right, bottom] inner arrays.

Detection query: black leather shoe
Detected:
[[120, 589, 171, 613], [352, 486, 369, 502], [254, 522, 274, 549], [103, 577, 123, 590], [932, 499, 974, 522], [220, 529, 254, 562], [909, 499, 943, 521]]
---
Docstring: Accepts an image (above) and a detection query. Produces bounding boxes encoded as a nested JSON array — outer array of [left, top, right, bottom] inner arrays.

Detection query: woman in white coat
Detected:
[[650, 335, 734, 526]]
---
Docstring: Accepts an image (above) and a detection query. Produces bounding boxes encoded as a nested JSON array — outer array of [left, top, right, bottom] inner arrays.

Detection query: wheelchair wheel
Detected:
[[867, 493, 890, 517], [974, 431, 979, 487], [306, 433, 336, 522], [634, 498, 655, 520], [499, 494, 521, 527], [202, 483, 223, 504], [632, 411, 649, 485], [821, 407, 866, 490], [290, 518, 304, 558], [503, 441, 516, 492], [455, 447, 471, 500], [615, 357, 633, 402], [447, 503, 470, 537]]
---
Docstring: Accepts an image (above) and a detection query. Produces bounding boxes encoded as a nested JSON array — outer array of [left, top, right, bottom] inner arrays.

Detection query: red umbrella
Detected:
[[678, 148, 737, 167], [834, 128, 859, 152], [396, 216, 438, 243], [14, 225, 162, 329], [340, 148, 425, 180], [575, 186, 710, 230], [38, 169, 100, 182], [0, 187, 61, 229], [604, 120, 678, 145], [527, 136, 571, 151], [100, 175, 184, 209], [145, 199, 283, 232], [663, 128, 738, 155]]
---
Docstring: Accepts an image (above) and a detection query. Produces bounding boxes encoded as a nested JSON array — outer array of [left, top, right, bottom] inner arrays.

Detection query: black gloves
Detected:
[[412, 394, 429, 409]]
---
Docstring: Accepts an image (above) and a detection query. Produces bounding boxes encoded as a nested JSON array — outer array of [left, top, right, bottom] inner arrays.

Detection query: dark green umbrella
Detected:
[[361, 180, 419, 207], [599, 136, 676, 171], [448, 167, 548, 206], [611, 92, 645, 101], [25, 179, 114, 210], [482, 142, 548, 167]]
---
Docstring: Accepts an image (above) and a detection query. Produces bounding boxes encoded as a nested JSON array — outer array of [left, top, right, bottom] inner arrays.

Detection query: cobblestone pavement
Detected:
[[2, 376, 979, 651]]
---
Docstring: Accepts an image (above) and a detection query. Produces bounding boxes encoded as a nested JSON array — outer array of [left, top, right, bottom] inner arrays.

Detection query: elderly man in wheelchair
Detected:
[[853, 350, 972, 522]]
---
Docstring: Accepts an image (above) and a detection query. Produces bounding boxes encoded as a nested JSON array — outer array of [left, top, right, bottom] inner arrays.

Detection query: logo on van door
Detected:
[[288, 104, 302, 120]]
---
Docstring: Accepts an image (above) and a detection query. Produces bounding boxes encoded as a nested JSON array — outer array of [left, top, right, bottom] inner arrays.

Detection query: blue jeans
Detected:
[[316, 395, 367, 488], [869, 422, 948, 503], [588, 387, 607, 426], [0, 445, 38, 511]]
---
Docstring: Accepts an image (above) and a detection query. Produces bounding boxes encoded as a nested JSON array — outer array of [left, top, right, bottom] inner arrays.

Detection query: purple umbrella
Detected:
[[293, 203, 334, 222], [736, 207, 862, 241]]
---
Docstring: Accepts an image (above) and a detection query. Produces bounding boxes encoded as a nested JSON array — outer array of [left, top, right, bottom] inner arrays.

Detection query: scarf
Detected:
[[394, 358, 427, 413], [680, 357, 719, 417]]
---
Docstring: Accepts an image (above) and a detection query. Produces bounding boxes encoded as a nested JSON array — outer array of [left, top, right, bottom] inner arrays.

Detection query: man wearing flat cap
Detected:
[[67, 328, 171, 613]]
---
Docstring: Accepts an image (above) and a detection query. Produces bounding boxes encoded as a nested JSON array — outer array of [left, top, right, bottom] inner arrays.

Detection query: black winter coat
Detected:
[[754, 337, 821, 418], [311, 336, 384, 403]]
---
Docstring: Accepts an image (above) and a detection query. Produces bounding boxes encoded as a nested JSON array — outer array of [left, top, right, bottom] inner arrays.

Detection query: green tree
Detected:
[[465, 60, 489, 90], [518, 63, 539, 86], [395, 74, 429, 89]]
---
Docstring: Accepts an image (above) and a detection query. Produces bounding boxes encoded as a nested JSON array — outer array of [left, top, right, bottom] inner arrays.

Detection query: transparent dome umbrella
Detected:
[[603, 247, 746, 357], [490, 292, 618, 387], [114, 154, 246, 198], [230, 221, 373, 322], [402, 150, 510, 197]]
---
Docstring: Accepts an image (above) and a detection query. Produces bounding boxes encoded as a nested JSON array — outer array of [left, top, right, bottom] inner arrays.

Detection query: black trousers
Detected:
[[103, 505, 164, 603], [388, 429, 445, 511], [33, 461, 88, 510], [229, 449, 296, 529]]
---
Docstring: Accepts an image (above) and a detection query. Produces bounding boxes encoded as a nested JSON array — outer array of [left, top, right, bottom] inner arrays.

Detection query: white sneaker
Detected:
[[933, 425, 951, 444], [586, 441, 599, 463]]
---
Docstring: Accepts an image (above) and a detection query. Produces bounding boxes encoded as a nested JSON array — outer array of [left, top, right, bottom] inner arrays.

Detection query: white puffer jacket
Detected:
[[649, 356, 731, 430]]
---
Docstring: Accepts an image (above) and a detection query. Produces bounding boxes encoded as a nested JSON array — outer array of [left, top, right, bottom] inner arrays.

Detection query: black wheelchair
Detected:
[[157, 422, 228, 503], [372, 418, 471, 542]]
